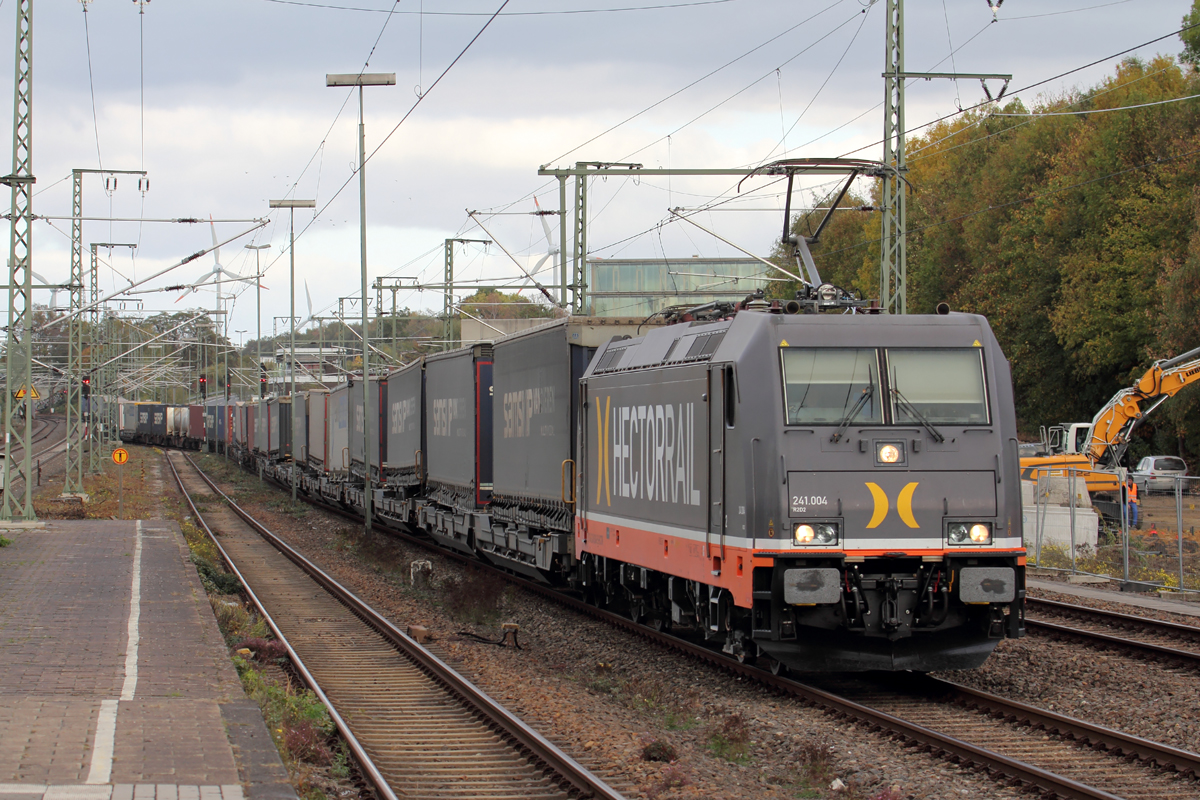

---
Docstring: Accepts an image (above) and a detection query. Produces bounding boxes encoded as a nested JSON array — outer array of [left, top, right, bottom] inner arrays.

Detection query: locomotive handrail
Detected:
[[561, 459, 575, 505]]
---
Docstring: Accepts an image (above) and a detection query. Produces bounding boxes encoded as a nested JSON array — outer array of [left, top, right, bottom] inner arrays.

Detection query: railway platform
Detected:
[[0, 519, 295, 800], [1029, 577, 1200, 618]]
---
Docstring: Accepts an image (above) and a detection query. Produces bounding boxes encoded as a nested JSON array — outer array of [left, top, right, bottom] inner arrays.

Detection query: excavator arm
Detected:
[[1086, 344, 1200, 467]]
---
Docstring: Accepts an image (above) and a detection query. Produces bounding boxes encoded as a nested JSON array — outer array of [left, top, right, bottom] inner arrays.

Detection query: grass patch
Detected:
[[210, 596, 270, 646], [233, 654, 337, 766], [193, 554, 243, 595], [0, 534, 10, 548], [706, 712, 751, 765]]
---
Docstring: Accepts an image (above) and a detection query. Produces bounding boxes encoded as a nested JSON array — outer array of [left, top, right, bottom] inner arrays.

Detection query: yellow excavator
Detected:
[[1020, 344, 1200, 499]]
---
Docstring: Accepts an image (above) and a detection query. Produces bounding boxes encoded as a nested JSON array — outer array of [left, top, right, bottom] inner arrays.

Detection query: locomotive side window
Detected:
[[781, 348, 881, 425], [887, 348, 989, 425]]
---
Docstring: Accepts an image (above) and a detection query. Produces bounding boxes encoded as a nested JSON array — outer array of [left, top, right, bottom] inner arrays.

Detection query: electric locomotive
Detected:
[[575, 303, 1025, 671]]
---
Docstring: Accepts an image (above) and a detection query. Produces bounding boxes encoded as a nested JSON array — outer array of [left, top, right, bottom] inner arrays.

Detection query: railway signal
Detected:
[[199, 375, 208, 399]]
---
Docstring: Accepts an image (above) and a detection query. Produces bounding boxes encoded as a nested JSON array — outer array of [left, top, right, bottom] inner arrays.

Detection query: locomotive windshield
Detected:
[[887, 348, 989, 425], [782, 348, 881, 425]]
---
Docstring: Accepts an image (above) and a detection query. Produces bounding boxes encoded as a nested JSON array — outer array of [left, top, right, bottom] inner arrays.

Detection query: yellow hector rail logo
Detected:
[[865, 482, 920, 529]]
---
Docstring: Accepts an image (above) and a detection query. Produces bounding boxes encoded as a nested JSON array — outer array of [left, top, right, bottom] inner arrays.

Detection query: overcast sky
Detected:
[[0, 0, 1190, 340]]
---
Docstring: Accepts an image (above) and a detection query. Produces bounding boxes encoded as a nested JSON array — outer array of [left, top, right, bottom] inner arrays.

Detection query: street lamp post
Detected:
[[327, 71, 395, 538], [245, 244, 271, 398], [268, 199, 316, 501]]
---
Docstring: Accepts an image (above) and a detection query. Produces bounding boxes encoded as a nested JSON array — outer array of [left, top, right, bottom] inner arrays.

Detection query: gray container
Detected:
[[327, 384, 351, 474], [307, 388, 329, 469], [349, 378, 383, 476], [255, 399, 269, 454], [385, 358, 424, 486], [232, 402, 247, 448], [276, 397, 292, 459], [492, 321, 594, 511], [121, 402, 138, 439], [424, 344, 492, 506], [292, 392, 308, 463]]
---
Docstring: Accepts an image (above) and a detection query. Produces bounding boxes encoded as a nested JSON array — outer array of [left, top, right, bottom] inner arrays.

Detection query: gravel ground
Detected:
[[187, 454, 1036, 800]]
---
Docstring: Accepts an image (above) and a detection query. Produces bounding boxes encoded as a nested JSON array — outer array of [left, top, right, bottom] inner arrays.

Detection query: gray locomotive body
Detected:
[[576, 310, 1024, 670]]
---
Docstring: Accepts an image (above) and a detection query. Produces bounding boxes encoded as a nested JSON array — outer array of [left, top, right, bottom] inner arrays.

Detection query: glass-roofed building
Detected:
[[587, 257, 782, 317]]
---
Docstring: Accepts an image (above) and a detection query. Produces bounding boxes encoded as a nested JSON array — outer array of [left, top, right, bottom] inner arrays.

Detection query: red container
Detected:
[[188, 405, 205, 441]]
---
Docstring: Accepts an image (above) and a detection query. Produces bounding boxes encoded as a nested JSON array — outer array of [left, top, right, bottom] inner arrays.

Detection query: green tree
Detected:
[[1182, 0, 1200, 67]]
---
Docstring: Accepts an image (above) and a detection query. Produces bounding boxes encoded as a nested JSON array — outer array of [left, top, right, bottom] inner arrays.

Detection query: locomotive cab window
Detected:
[[887, 348, 989, 425], [781, 348, 881, 425]]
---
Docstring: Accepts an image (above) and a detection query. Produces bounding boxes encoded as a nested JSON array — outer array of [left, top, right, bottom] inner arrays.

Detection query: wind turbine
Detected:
[[509, 197, 561, 301], [298, 280, 315, 328], [176, 217, 257, 303], [530, 195, 559, 277], [30, 269, 59, 310]]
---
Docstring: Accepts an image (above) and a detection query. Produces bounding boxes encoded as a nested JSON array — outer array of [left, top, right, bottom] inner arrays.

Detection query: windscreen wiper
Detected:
[[831, 384, 873, 443], [891, 387, 945, 444]]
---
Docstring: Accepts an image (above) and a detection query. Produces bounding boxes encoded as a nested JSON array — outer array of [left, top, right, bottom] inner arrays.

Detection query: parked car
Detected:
[[1131, 455, 1190, 493]]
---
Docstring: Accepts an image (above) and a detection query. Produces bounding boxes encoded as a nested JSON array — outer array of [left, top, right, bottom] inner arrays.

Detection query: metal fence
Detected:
[[1024, 467, 1200, 593]]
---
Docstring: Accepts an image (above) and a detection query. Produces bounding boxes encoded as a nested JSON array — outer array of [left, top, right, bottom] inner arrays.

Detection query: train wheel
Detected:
[[764, 657, 789, 677], [627, 597, 646, 625]]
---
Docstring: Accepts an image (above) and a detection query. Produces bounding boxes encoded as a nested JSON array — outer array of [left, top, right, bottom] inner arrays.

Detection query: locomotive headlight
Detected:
[[793, 522, 839, 546], [814, 523, 839, 544], [948, 522, 992, 545], [877, 443, 901, 464]]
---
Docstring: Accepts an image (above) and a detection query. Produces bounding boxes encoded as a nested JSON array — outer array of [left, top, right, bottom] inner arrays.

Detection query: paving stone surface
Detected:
[[0, 520, 293, 799]]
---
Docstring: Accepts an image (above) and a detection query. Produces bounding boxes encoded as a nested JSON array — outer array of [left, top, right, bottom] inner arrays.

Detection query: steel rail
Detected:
[[164, 454, 400, 800], [1029, 596, 1200, 640], [236, 465, 1133, 800], [1027, 597, 1200, 667], [922, 674, 1200, 778], [180, 453, 625, 800]]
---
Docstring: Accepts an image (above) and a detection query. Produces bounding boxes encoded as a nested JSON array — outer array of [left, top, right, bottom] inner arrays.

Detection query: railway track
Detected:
[[166, 451, 626, 800], [1, 415, 70, 492], [216, 457, 1200, 800], [804, 673, 1200, 800], [1026, 596, 1200, 668]]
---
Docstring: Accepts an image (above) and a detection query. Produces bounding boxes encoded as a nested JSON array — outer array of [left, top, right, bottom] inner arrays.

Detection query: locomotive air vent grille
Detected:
[[681, 331, 725, 362], [661, 338, 681, 362], [685, 336, 710, 358], [594, 347, 627, 373], [699, 332, 725, 357]]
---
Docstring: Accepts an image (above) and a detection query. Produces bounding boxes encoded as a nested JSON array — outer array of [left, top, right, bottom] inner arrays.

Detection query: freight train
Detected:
[[120, 300, 1026, 672]]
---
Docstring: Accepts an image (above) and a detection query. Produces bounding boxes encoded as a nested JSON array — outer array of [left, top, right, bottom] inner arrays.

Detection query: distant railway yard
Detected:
[[9, 438, 1200, 800]]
